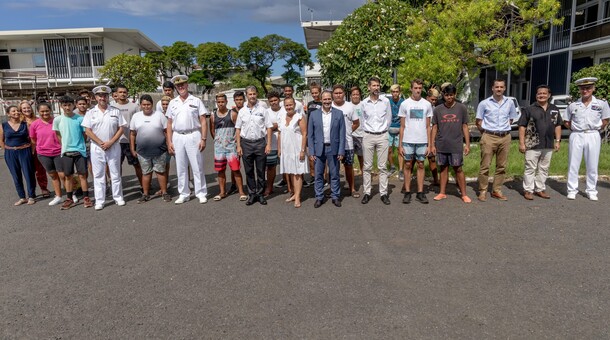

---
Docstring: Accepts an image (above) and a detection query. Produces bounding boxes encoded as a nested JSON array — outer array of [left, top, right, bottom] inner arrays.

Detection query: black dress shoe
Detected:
[[381, 195, 391, 205], [314, 199, 323, 208], [245, 195, 257, 205], [258, 195, 267, 205], [332, 199, 341, 207], [361, 194, 371, 204]]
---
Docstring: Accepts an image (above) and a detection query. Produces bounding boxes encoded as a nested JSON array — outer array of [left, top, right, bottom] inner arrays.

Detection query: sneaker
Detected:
[[416, 192, 429, 204], [398, 172, 404, 181], [60, 198, 75, 210], [83, 197, 93, 208], [175, 196, 190, 204], [137, 194, 150, 204], [567, 193, 576, 200], [116, 200, 126, 206], [303, 178, 315, 187], [402, 192, 412, 204], [588, 194, 599, 201], [274, 179, 287, 188], [48, 196, 62, 206], [95, 204, 104, 211], [197, 194, 208, 204], [388, 166, 396, 176], [162, 193, 172, 202]]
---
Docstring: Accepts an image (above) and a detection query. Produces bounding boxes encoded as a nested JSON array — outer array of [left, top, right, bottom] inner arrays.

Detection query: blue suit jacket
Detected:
[[307, 107, 346, 157]]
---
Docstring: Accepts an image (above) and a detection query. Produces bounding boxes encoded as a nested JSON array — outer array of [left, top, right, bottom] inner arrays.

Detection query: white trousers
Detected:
[[567, 132, 601, 196], [90, 143, 123, 204], [362, 132, 389, 196], [173, 131, 207, 198], [523, 149, 553, 193]]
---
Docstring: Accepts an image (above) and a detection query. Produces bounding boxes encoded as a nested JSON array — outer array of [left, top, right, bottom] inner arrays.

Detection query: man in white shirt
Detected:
[[166, 75, 209, 204], [564, 77, 610, 201], [235, 85, 273, 205], [113, 84, 142, 188], [264, 91, 284, 197], [81, 85, 127, 210], [398, 79, 433, 204], [332, 84, 360, 198], [360, 76, 392, 205]]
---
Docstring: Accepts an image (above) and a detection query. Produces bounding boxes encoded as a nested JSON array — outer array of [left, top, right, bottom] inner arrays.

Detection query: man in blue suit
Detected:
[[308, 90, 346, 208]]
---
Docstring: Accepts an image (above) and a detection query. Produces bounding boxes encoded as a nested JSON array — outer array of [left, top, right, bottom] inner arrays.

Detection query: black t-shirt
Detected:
[[517, 102, 562, 150], [432, 102, 469, 153], [307, 100, 322, 116]]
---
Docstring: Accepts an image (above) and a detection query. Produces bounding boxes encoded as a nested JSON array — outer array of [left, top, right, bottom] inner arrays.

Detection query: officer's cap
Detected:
[[92, 85, 112, 95], [171, 75, 189, 85], [575, 77, 598, 87]]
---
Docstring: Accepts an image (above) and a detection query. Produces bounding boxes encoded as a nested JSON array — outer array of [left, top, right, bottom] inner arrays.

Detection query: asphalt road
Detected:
[[1, 144, 609, 338]]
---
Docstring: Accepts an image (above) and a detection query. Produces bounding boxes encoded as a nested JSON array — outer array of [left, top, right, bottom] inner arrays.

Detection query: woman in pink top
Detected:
[[29, 103, 63, 206], [20, 100, 50, 197]]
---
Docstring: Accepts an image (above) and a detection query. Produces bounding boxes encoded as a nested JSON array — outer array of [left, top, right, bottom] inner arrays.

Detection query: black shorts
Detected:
[[59, 153, 88, 176], [120, 143, 139, 165], [37, 154, 61, 173]]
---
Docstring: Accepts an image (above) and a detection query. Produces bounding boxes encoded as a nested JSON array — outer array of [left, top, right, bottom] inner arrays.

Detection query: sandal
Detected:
[[461, 195, 472, 203], [41, 190, 51, 198], [294, 202, 301, 208], [433, 194, 447, 201], [239, 195, 248, 201], [351, 191, 360, 198], [285, 194, 295, 202], [27, 198, 36, 205], [14, 198, 28, 206], [213, 194, 227, 201]]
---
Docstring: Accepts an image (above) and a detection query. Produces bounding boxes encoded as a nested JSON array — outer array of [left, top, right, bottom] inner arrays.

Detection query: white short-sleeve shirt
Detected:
[[566, 96, 610, 132], [398, 97, 433, 144], [235, 101, 273, 140], [166, 94, 208, 133], [81, 105, 127, 146], [332, 101, 359, 149]]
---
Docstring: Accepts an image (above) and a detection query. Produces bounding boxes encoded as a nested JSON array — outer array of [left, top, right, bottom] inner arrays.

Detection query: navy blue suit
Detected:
[[307, 107, 346, 200]]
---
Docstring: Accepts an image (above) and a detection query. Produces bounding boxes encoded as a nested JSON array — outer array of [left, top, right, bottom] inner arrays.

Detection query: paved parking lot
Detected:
[[1, 147, 609, 338]]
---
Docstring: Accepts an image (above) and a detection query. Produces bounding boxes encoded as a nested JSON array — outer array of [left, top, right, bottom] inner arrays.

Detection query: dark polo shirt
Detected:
[[518, 102, 563, 149]]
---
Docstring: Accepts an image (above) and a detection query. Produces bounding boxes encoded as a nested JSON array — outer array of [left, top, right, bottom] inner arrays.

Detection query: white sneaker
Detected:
[[116, 200, 126, 206], [48, 196, 62, 206], [95, 204, 104, 211], [197, 194, 208, 204], [567, 193, 576, 200], [175, 196, 190, 204], [588, 194, 598, 201]]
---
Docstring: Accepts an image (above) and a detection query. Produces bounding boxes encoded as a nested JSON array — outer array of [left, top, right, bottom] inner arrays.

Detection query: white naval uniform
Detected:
[[166, 94, 208, 199], [81, 105, 127, 205], [565, 96, 610, 196]]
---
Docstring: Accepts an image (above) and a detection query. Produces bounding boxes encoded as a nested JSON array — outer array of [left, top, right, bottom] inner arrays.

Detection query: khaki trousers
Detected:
[[523, 149, 553, 193], [362, 132, 389, 196], [478, 133, 511, 193]]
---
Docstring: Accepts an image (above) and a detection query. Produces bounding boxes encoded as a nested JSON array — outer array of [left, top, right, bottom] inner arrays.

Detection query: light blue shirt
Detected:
[[476, 96, 517, 132]]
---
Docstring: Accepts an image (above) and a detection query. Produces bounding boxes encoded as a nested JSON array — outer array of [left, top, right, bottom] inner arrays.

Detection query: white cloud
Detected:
[[5, 0, 365, 23]]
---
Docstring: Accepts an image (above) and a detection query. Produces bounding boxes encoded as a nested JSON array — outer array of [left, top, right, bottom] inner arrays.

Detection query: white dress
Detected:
[[279, 113, 309, 175]]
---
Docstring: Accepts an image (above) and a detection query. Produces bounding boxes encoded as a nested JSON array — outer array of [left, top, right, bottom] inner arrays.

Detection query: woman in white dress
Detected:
[[277, 97, 308, 208]]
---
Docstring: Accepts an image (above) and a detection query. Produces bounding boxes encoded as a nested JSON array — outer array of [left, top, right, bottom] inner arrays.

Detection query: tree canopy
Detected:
[[195, 42, 239, 94], [98, 54, 158, 95], [318, 0, 562, 92], [238, 34, 313, 95]]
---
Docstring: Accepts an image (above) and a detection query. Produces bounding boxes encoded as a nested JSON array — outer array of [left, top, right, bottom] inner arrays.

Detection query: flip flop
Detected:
[[41, 190, 51, 198], [294, 202, 301, 208], [433, 194, 447, 201], [213, 194, 227, 201], [285, 195, 296, 202], [14, 198, 28, 206], [461, 195, 472, 203], [351, 191, 360, 198], [239, 195, 248, 201]]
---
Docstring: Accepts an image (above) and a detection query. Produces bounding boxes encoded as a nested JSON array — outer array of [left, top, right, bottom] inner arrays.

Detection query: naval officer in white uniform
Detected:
[[564, 77, 610, 201], [81, 85, 127, 210], [165, 75, 209, 204]]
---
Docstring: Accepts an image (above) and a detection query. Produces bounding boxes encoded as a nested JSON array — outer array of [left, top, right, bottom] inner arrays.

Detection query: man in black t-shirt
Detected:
[[430, 85, 471, 203], [518, 84, 562, 200]]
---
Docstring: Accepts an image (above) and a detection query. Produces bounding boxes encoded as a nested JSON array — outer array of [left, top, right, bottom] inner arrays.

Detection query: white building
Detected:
[[0, 27, 162, 102]]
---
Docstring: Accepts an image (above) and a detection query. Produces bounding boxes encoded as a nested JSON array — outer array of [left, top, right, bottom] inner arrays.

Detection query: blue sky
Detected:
[[0, 0, 365, 74]]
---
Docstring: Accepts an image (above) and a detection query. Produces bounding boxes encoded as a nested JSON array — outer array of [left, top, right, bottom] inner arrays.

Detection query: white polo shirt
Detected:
[[166, 94, 208, 133], [361, 95, 392, 133], [236, 101, 273, 140], [81, 105, 127, 147]]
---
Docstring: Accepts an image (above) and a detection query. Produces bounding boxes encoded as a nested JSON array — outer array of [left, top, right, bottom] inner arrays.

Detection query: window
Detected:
[[32, 54, 45, 68]]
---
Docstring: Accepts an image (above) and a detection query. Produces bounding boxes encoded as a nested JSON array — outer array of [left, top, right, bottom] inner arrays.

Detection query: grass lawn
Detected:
[[356, 141, 610, 179]]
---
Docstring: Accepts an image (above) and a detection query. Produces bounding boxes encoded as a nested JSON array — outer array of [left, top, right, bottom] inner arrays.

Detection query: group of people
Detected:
[[1, 74, 608, 210]]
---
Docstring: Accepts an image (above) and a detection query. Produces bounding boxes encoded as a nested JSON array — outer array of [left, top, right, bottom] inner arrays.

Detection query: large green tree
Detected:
[[318, 0, 414, 91], [400, 0, 562, 87], [195, 42, 239, 94], [238, 34, 313, 95], [145, 41, 197, 78], [98, 54, 158, 95]]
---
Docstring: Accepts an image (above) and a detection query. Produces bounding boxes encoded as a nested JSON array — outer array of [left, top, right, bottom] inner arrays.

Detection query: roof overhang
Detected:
[[0, 27, 162, 52], [301, 20, 342, 50]]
